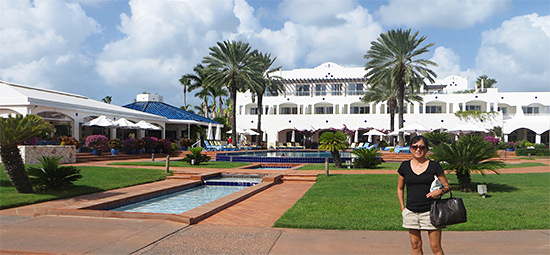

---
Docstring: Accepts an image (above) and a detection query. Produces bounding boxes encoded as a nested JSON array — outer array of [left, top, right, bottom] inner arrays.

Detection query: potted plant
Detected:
[[123, 138, 138, 154], [158, 139, 172, 153], [141, 137, 158, 153], [85, 135, 108, 156], [60, 137, 81, 151], [108, 138, 123, 155], [179, 138, 192, 151]]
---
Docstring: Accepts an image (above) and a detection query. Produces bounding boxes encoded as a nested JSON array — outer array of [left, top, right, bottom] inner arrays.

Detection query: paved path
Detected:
[[0, 158, 549, 254]]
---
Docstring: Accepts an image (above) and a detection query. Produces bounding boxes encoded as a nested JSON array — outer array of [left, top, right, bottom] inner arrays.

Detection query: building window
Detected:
[[281, 107, 298, 114], [425, 106, 442, 113], [332, 84, 342, 96], [523, 106, 539, 114], [250, 108, 257, 115], [498, 107, 508, 115], [348, 83, 364, 95], [315, 107, 333, 114], [351, 106, 370, 114], [315, 84, 327, 96], [465, 105, 481, 111], [296, 85, 310, 96]]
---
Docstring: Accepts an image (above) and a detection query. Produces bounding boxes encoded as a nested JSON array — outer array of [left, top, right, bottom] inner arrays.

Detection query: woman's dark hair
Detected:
[[410, 135, 429, 146]]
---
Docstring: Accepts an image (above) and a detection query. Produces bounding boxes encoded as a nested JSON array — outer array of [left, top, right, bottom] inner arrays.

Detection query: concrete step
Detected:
[[282, 176, 317, 182]]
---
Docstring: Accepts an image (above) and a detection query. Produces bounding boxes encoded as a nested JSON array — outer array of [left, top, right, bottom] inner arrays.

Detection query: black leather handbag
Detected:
[[430, 191, 467, 227]]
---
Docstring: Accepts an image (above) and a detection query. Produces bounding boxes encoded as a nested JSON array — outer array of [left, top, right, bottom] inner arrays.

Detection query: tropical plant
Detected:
[[430, 135, 505, 192], [20, 136, 39, 145], [101, 96, 112, 104], [361, 74, 422, 132], [250, 51, 285, 147], [108, 138, 123, 150], [203, 40, 258, 146], [483, 136, 500, 147], [123, 138, 139, 150], [60, 136, 81, 149], [0, 114, 51, 193], [318, 131, 348, 168], [85, 135, 108, 151], [180, 64, 210, 115], [27, 156, 82, 190], [364, 28, 437, 146], [141, 137, 158, 149], [424, 132, 452, 146], [351, 148, 383, 168], [179, 138, 192, 148], [182, 147, 211, 165], [475, 75, 497, 90]]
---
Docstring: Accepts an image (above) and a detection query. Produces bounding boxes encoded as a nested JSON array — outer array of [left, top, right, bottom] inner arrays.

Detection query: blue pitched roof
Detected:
[[123, 101, 221, 125]]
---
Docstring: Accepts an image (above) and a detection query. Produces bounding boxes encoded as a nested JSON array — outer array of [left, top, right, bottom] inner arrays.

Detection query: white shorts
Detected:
[[402, 208, 442, 230]]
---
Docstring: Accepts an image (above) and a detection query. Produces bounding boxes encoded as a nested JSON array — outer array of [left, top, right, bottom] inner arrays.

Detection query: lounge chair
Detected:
[[294, 142, 305, 149], [276, 142, 287, 149], [203, 140, 220, 151], [394, 146, 411, 153], [286, 142, 297, 149], [349, 142, 356, 149], [269, 142, 276, 149]]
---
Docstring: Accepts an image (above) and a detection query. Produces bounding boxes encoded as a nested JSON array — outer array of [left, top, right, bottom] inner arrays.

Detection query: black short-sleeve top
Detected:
[[398, 160, 444, 212]]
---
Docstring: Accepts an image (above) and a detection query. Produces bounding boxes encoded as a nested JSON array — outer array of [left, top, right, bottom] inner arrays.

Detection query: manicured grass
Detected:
[[297, 162, 546, 171], [108, 160, 251, 168], [0, 165, 170, 209], [274, 173, 550, 231]]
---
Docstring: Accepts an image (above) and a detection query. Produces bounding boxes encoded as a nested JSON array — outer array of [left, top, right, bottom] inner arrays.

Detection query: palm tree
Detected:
[[180, 64, 210, 116], [318, 131, 348, 168], [202, 40, 258, 146], [250, 52, 285, 146], [364, 29, 437, 146], [209, 86, 229, 118], [430, 135, 505, 192], [475, 75, 497, 90], [101, 96, 112, 104], [0, 114, 51, 193], [362, 74, 422, 132]]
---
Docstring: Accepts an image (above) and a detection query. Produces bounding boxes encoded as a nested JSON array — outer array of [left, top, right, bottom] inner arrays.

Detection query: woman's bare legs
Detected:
[[428, 229, 444, 255], [408, 229, 423, 255]]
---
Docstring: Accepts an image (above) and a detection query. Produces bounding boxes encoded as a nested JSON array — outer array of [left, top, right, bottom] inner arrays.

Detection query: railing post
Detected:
[[165, 155, 170, 173], [151, 153, 155, 161]]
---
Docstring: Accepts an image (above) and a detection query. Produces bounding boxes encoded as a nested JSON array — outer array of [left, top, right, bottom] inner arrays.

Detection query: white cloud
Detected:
[[278, 0, 358, 27], [476, 13, 550, 92], [0, 0, 101, 98], [377, 0, 511, 28]]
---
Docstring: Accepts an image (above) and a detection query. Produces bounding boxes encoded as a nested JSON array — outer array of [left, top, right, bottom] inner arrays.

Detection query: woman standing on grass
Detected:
[[397, 135, 450, 255]]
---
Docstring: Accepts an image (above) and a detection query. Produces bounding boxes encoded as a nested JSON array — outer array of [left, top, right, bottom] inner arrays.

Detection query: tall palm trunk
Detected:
[[230, 87, 238, 147], [331, 150, 342, 168], [1, 145, 33, 193], [256, 93, 264, 147], [397, 79, 405, 147], [388, 99, 396, 132]]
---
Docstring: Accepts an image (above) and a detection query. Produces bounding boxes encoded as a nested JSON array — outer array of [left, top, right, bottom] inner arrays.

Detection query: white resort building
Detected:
[[235, 62, 550, 147]]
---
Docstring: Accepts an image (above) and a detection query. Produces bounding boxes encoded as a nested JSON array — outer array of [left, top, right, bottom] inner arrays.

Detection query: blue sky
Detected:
[[1, 0, 549, 108]]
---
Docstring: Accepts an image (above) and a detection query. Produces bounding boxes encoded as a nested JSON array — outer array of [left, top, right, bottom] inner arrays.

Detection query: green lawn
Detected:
[[108, 160, 251, 168], [0, 165, 170, 209], [274, 173, 550, 231], [296, 162, 545, 170]]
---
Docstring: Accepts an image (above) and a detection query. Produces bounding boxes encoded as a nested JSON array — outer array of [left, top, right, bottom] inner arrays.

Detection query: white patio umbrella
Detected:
[[399, 123, 430, 134], [447, 123, 489, 134], [354, 131, 359, 143], [136, 120, 161, 130], [363, 129, 387, 136], [388, 130, 410, 136], [114, 118, 139, 129], [226, 128, 259, 135], [291, 130, 295, 142], [215, 125, 222, 140], [206, 123, 213, 140], [83, 115, 118, 127]]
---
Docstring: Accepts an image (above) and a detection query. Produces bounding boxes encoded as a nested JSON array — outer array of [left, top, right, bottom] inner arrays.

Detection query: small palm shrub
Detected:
[[351, 148, 382, 168], [424, 132, 452, 146], [182, 147, 211, 165], [27, 156, 83, 190], [319, 131, 348, 168], [431, 135, 504, 192]]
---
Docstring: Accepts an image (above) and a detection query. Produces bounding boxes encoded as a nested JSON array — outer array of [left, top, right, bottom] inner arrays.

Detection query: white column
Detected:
[[110, 128, 117, 140], [73, 119, 80, 140], [138, 129, 145, 138], [536, 134, 541, 144], [161, 127, 166, 139], [504, 134, 509, 142]]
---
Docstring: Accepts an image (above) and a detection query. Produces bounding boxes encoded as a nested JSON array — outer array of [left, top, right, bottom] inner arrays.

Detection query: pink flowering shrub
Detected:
[[85, 135, 108, 151], [141, 137, 159, 148], [483, 136, 500, 146]]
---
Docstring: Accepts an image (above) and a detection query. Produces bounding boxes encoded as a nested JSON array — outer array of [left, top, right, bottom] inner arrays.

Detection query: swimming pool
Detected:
[[216, 151, 354, 163], [106, 175, 262, 215]]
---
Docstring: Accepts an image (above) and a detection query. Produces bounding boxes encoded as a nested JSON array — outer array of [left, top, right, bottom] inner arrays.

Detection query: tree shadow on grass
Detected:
[[472, 181, 518, 193]]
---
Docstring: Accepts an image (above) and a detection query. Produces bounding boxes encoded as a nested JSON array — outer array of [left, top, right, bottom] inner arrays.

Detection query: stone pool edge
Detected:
[[34, 172, 283, 225]]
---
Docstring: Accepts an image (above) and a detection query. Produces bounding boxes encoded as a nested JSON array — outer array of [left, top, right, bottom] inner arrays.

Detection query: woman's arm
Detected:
[[397, 174, 405, 211]]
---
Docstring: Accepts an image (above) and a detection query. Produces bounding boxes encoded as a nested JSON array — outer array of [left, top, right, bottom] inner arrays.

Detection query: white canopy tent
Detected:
[[83, 115, 118, 127], [136, 120, 161, 130], [114, 118, 140, 129]]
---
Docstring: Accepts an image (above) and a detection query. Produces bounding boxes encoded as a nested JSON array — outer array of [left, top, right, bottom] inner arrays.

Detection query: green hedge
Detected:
[[515, 148, 550, 156]]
